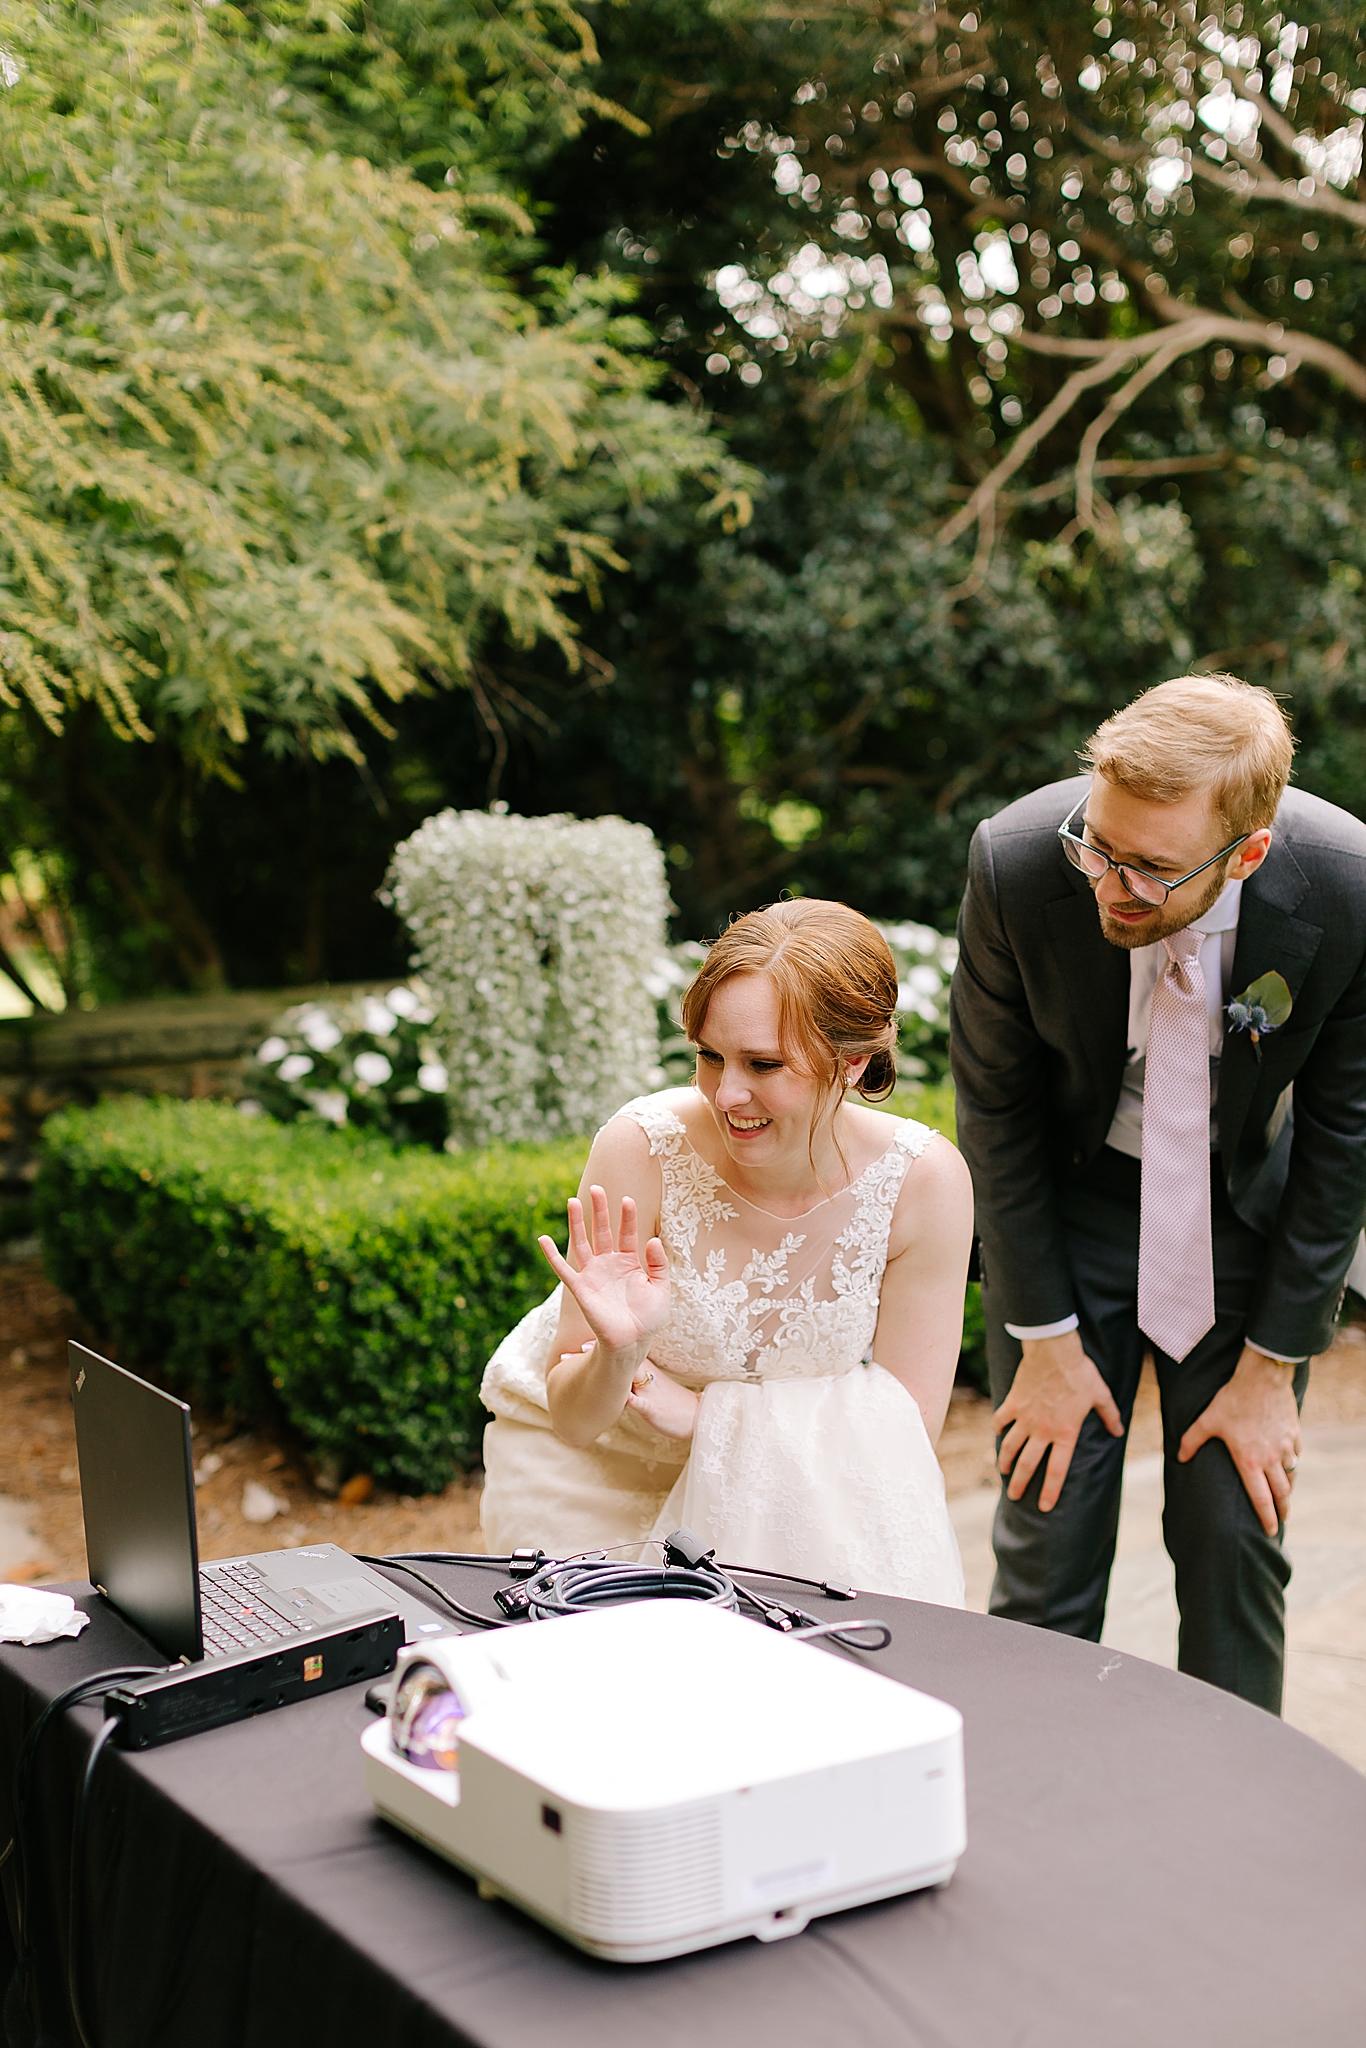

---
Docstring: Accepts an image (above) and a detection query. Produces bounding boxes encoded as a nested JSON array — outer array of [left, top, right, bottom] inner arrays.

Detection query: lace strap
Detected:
[[606, 1091, 738, 1249], [886, 1116, 937, 1161], [604, 1092, 688, 1156], [832, 1118, 936, 1283]]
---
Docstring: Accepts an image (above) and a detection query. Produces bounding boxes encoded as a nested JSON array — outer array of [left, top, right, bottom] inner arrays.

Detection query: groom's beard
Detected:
[[1095, 863, 1230, 950]]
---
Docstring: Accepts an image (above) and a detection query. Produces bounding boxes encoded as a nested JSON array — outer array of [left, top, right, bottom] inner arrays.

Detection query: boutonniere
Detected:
[[1225, 971, 1293, 1061]]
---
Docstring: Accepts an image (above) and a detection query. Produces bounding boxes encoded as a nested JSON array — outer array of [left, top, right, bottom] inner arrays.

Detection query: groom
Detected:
[[949, 674, 1366, 1711]]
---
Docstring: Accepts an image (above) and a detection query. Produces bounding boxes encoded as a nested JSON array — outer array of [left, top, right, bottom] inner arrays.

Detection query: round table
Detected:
[[2, 1564, 1363, 2047]]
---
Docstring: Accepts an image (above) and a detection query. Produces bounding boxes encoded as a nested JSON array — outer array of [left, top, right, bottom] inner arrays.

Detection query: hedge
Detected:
[[37, 1089, 986, 1496], [36, 1098, 583, 1494]]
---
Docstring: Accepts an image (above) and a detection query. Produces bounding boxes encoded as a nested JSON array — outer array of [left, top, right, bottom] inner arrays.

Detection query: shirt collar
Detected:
[[1189, 877, 1243, 936], [1130, 877, 1243, 966]]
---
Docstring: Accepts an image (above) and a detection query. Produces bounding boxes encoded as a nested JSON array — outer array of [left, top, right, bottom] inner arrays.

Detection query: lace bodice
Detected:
[[479, 1090, 962, 1605], [618, 1091, 934, 1387]]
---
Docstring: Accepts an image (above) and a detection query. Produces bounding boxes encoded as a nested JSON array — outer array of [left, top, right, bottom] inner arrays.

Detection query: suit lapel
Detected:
[[1219, 838, 1323, 1157], [1044, 882, 1130, 1115]]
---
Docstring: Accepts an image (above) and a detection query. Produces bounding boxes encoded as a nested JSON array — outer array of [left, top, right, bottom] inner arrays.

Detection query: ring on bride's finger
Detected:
[[1283, 1455, 1299, 1474], [633, 1369, 655, 1389]]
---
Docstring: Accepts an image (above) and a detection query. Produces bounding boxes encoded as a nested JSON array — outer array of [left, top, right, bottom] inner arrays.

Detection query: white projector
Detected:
[[361, 1600, 965, 1962]]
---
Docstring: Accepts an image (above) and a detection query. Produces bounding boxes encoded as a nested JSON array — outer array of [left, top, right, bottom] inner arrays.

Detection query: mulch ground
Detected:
[[3, 1254, 1363, 1585], [0, 1255, 480, 1584]]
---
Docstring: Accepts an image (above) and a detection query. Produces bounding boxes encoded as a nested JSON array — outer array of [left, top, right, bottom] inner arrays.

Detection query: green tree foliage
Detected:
[[6, 1, 1366, 991], [0, 0, 744, 990], [249, 0, 650, 185], [475, 0, 1366, 929], [497, 0, 1366, 930]]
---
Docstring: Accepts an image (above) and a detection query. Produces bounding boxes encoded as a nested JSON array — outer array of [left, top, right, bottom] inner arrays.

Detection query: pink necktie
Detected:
[[1137, 930, 1216, 1363]]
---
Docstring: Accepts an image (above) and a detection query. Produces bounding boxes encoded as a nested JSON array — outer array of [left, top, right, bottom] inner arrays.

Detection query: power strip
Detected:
[[105, 1609, 403, 1748]]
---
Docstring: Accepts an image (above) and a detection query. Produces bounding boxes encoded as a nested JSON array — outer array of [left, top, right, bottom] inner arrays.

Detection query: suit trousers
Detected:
[[983, 1147, 1309, 1715]]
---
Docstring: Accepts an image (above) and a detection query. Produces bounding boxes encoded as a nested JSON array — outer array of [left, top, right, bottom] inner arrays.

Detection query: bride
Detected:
[[478, 898, 971, 1603]]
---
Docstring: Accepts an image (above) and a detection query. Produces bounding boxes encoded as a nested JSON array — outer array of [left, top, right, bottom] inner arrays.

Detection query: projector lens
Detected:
[[391, 1660, 465, 1772]]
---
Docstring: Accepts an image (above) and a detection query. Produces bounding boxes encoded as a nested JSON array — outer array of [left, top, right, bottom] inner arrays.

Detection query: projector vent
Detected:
[[570, 1804, 724, 1940]]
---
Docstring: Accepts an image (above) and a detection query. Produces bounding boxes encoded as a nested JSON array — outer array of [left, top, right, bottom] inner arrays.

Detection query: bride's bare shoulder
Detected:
[[840, 1100, 933, 1170], [883, 1113, 973, 1256], [602, 1087, 698, 1142], [588, 1089, 695, 1174]]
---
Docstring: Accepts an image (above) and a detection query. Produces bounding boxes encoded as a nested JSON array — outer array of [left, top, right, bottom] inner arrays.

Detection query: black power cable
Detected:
[[382, 1552, 516, 1571], [66, 1716, 120, 2048], [5, 1664, 162, 2048], [518, 1556, 891, 1652], [349, 1555, 518, 1630], [521, 1558, 738, 1621], [359, 1538, 893, 1654], [718, 1563, 860, 1602], [381, 1543, 866, 1608]]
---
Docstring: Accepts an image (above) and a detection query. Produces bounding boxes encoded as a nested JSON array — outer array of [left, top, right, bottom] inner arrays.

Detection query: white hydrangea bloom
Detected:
[[877, 920, 957, 1079], [298, 1008, 343, 1054], [385, 810, 671, 1148], [353, 1050, 393, 1087]]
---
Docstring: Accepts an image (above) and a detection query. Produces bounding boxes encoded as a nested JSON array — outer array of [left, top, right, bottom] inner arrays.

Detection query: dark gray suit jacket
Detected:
[[949, 777, 1366, 1359]]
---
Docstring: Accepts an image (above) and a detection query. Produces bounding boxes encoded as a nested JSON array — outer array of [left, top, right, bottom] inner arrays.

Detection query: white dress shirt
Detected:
[[1003, 880, 1304, 1361], [1103, 878, 1242, 1160]]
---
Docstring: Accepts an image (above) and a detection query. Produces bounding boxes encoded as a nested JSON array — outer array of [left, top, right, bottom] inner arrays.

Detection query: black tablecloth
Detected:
[[2, 1562, 1364, 2048]]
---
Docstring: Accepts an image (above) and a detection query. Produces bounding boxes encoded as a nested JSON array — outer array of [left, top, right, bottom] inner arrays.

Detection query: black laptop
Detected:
[[69, 1341, 453, 1664]]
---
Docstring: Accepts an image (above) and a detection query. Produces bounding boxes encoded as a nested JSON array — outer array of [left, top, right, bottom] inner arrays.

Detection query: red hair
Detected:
[[681, 899, 898, 1102]]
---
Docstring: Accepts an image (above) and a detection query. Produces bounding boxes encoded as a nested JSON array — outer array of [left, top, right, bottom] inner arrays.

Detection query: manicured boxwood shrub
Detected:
[[36, 1098, 584, 1493]]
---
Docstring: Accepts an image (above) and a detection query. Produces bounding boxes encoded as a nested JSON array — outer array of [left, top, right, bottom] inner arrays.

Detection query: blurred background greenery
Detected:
[[2, 0, 1365, 1005]]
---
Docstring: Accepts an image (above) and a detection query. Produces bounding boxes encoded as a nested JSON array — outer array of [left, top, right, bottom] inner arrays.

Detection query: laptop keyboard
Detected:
[[199, 1560, 311, 1657]]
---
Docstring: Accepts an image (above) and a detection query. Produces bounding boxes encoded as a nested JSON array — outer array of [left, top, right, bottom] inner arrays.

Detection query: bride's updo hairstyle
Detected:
[[681, 899, 899, 1103]]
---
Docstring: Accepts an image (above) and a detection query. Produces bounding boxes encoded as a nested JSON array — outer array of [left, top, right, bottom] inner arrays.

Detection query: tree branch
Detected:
[[1224, 64, 1325, 168], [0, 923, 54, 1014], [1072, 91, 1366, 233], [942, 489, 995, 602], [1074, 340, 1190, 530], [1188, 147, 1366, 230], [1013, 454, 1235, 506], [927, 307, 1366, 572], [467, 664, 511, 807], [932, 700, 1073, 816], [936, 342, 1152, 547]]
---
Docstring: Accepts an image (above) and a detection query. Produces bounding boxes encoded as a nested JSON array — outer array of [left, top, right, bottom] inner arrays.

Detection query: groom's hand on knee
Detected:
[[1176, 1343, 1301, 1537], [993, 1333, 1124, 1514]]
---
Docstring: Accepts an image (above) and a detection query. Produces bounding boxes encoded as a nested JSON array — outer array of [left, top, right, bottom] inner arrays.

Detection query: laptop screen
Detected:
[[70, 1341, 202, 1662]]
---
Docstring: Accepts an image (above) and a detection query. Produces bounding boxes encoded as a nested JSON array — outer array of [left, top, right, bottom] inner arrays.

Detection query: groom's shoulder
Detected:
[[978, 776, 1089, 841], [971, 776, 1089, 878], [1273, 785, 1366, 873]]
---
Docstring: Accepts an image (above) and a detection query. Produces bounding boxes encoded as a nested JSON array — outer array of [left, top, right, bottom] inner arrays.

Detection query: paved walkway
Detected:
[[950, 1421, 1366, 1773]]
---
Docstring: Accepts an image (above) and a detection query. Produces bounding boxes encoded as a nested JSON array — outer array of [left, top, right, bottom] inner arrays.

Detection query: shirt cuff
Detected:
[[1245, 1339, 1308, 1365], [1004, 1314, 1080, 1342]]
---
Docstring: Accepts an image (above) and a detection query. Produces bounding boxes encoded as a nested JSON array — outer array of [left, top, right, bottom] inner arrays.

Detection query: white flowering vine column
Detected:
[[384, 810, 671, 1148]]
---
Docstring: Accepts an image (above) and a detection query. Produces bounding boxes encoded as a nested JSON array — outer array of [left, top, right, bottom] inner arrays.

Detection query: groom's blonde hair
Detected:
[[1082, 674, 1295, 838]]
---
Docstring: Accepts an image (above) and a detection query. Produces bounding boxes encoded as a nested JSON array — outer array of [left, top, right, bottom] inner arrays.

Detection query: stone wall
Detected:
[[0, 984, 380, 1198]]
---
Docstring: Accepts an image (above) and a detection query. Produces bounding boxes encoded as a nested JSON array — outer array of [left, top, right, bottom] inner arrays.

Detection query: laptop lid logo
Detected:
[[75, 1369, 86, 1392]]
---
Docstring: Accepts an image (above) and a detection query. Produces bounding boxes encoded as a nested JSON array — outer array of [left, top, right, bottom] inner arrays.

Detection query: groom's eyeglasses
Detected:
[[1057, 791, 1251, 908]]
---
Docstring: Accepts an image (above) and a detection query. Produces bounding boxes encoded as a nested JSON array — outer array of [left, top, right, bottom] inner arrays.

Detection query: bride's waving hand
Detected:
[[539, 1184, 670, 1356], [538, 1121, 699, 1447]]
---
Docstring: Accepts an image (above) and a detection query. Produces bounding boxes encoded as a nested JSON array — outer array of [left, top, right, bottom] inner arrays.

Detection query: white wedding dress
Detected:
[[478, 1091, 965, 1604]]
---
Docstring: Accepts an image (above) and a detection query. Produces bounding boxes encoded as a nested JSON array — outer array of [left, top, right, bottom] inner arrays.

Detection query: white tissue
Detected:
[[0, 1584, 91, 1646]]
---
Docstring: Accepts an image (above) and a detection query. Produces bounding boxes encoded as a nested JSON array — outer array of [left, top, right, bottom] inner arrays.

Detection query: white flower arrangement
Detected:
[[879, 920, 958, 1081], [244, 895, 956, 1150], [248, 984, 451, 1146], [384, 810, 671, 1149]]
